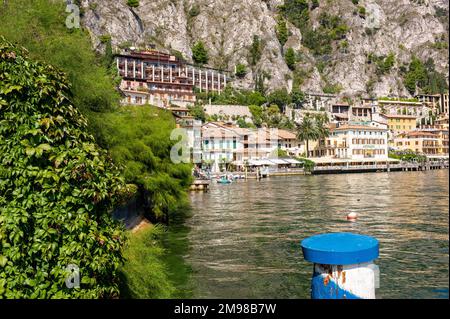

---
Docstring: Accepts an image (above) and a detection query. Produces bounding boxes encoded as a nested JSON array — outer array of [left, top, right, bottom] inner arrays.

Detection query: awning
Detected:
[[267, 158, 290, 165], [284, 158, 302, 164], [248, 159, 276, 166]]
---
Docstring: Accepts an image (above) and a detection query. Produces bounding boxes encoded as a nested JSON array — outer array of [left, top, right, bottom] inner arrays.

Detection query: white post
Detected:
[[125, 59, 128, 77], [170, 67, 173, 83], [206, 71, 209, 92], [152, 65, 155, 81], [218, 72, 221, 94], [161, 66, 164, 82], [199, 70, 202, 92], [141, 61, 144, 79], [133, 60, 136, 78], [116, 58, 120, 76]]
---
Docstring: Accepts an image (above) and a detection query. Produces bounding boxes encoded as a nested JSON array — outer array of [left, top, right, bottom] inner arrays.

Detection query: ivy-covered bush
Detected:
[[0, 39, 129, 298]]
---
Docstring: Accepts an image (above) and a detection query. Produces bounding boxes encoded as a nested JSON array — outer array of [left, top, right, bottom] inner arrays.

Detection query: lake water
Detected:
[[166, 170, 449, 299]]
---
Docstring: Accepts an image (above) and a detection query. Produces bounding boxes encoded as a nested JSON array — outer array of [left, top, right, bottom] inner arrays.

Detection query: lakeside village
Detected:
[[115, 47, 449, 186]]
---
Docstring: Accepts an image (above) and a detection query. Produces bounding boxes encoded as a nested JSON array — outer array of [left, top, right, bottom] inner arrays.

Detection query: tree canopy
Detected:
[[192, 41, 209, 65], [91, 106, 193, 222]]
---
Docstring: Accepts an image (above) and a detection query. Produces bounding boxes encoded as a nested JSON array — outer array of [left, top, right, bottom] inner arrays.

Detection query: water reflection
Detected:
[[173, 170, 449, 299]]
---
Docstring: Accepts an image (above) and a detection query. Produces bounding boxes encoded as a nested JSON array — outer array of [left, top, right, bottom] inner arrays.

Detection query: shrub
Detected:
[[192, 41, 208, 65], [127, 0, 140, 8], [276, 16, 289, 47], [284, 47, 296, 70], [0, 39, 128, 298], [119, 226, 174, 298], [92, 106, 193, 222], [249, 35, 262, 66], [188, 5, 200, 17], [235, 63, 247, 78]]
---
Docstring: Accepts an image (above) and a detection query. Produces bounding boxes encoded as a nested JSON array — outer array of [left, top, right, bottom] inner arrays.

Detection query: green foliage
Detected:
[[403, 56, 448, 95], [368, 52, 396, 75], [323, 82, 342, 94], [235, 63, 248, 78], [291, 89, 305, 107], [296, 157, 316, 172], [379, 97, 419, 102], [279, 0, 310, 30], [91, 106, 193, 221], [296, 113, 329, 157], [263, 104, 294, 129], [275, 148, 289, 157], [188, 104, 206, 122], [249, 105, 264, 127], [0, 0, 120, 116], [302, 13, 349, 56], [266, 88, 292, 109], [196, 86, 266, 106], [236, 117, 254, 128], [127, 0, 140, 8], [276, 16, 289, 47], [351, 0, 359, 4], [249, 35, 263, 66], [0, 39, 128, 298], [119, 226, 174, 298], [188, 4, 200, 17], [389, 150, 426, 162], [192, 41, 208, 65], [357, 6, 366, 18], [284, 47, 296, 70]]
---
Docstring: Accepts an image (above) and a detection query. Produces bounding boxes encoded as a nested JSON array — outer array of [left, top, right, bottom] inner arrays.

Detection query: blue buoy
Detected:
[[301, 232, 380, 299]]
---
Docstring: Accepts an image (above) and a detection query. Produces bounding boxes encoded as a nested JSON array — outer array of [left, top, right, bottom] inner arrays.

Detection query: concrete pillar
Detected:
[[199, 69, 202, 92], [141, 62, 144, 79], [161, 66, 164, 82], [301, 233, 379, 299], [224, 74, 227, 87], [218, 72, 221, 94], [170, 67, 173, 83], [152, 65, 155, 81], [206, 71, 209, 92], [133, 60, 136, 78], [116, 58, 120, 76], [125, 59, 128, 77]]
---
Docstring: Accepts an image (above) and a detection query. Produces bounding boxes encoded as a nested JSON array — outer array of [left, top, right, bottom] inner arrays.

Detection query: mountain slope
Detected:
[[81, 0, 449, 97]]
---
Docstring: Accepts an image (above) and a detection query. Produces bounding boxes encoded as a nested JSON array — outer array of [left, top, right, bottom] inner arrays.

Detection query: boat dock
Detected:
[[312, 160, 449, 175]]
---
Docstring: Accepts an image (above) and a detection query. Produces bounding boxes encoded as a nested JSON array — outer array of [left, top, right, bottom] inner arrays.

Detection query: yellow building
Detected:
[[382, 114, 417, 135]]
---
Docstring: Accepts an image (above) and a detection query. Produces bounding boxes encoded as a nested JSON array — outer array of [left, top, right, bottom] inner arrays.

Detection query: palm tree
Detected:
[[315, 113, 330, 141], [296, 114, 319, 158]]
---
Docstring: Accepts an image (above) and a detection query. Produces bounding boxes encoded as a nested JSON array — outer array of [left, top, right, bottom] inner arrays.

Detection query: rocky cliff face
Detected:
[[80, 0, 449, 98]]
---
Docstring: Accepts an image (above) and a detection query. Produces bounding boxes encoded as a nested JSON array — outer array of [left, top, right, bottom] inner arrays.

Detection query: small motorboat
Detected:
[[217, 177, 232, 184]]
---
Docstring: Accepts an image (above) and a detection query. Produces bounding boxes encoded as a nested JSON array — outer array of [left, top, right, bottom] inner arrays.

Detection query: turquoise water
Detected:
[[166, 170, 449, 299]]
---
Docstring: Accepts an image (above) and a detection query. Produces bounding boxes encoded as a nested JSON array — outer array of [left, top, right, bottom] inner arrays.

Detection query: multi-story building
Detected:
[[303, 92, 338, 111], [331, 103, 350, 123], [276, 129, 302, 156], [376, 99, 430, 118], [116, 49, 230, 107], [393, 131, 441, 156], [416, 93, 449, 115], [308, 122, 388, 160], [381, 114, 417, 135]]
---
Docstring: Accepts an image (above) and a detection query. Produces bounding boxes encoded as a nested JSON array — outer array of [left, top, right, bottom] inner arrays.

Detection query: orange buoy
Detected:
[[347, 212, 358, 221]]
